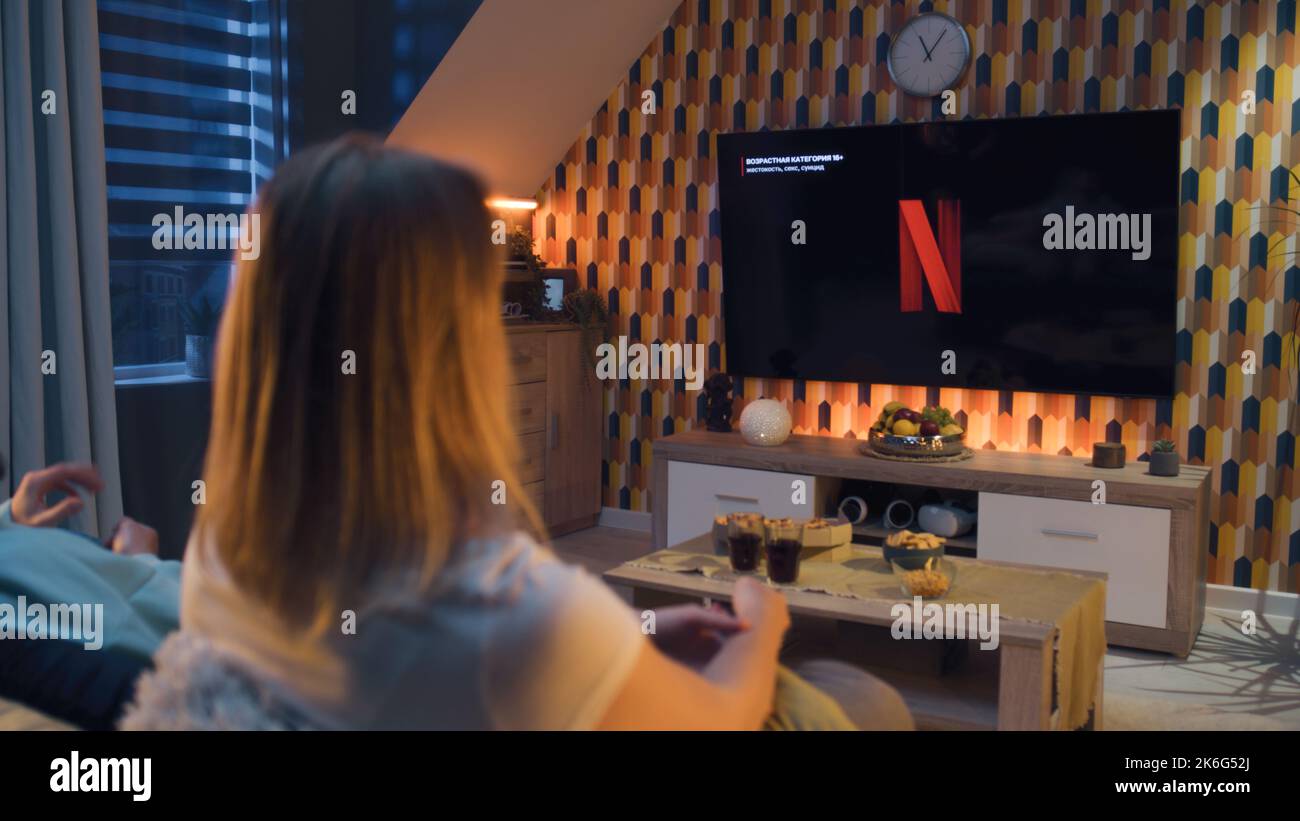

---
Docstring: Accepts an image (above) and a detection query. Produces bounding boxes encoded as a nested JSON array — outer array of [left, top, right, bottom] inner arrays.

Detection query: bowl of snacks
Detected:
[[867, 402, 965, 457], [880, 529, 945, 570], [892, 559, 956, 600]]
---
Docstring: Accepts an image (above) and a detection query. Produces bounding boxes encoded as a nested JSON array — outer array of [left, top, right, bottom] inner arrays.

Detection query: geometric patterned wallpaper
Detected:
[[533, 0, 1300, 592]]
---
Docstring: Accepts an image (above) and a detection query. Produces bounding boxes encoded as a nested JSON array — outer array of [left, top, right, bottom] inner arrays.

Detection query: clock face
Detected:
[[887, 13, 971, 97]]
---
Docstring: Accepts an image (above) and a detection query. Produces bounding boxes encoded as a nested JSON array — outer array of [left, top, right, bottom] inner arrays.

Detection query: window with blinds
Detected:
[[100, 0, 286, 369]]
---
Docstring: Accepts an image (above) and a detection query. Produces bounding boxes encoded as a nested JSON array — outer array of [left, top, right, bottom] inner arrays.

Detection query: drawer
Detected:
[[512, 381, 546, 434], [976, 492, 1169, 628], [508, 332, 548, 384], [518, 431, 546, 484], [523, 480, 545, 519], [666, 461, 821, 549]]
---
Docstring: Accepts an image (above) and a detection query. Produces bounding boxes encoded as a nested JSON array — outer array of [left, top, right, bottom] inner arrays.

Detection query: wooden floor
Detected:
[[551, 523, 653, 574]]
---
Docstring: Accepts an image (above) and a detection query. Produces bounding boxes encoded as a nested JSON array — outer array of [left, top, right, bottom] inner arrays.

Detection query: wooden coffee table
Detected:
[[604, 534, 1106, 731]]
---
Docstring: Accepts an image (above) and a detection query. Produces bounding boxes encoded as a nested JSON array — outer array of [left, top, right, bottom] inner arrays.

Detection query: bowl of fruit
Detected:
[[867, 402, 965, 457]]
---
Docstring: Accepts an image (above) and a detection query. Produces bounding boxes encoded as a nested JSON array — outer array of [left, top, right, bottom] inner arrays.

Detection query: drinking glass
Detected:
[[726, 514, 763, 572], [764, 519, 803, 584]]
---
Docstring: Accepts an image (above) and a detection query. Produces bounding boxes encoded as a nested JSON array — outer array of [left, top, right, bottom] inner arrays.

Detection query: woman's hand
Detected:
[[650, 603, 747, 668], [105, 517, 160, 557], [731, 576, 791, 636], [10, 463, 103, 527], [598, 579, 792, 730]]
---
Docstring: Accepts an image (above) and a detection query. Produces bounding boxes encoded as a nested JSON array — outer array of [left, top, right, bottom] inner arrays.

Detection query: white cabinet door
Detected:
[[977, 492, 1169, 628], [666, 461, 818, 549]]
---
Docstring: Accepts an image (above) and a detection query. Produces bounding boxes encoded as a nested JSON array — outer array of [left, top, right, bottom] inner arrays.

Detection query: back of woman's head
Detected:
[[198, 135, 539, 630]]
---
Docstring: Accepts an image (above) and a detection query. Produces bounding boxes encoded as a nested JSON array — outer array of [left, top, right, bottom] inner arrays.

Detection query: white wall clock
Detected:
[[887, 12, 972, 97]]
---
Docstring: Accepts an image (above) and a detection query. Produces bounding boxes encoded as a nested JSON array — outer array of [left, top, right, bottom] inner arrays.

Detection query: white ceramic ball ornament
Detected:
[[738, 398, 792, 446]]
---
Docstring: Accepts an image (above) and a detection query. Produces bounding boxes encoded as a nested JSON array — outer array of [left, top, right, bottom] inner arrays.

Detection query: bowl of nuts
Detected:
[[892, 559, 956, 599], [881, 529, 945, 570]]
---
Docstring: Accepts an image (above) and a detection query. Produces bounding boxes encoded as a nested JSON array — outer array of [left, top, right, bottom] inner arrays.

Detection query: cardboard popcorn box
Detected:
[[800, 518, 853, 548]]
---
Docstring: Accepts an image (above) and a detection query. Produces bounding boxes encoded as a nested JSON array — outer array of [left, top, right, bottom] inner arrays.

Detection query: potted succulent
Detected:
[[1148, 439, 1180, 477], [179, 295, 219, 379]]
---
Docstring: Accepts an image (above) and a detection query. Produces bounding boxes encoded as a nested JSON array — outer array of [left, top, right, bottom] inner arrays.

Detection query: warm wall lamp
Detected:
[[487, 197, 539, 253], [486, 197, 538, 211]]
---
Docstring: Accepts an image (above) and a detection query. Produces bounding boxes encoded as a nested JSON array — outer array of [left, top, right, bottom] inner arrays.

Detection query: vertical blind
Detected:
[[99, 0, 285, 366]]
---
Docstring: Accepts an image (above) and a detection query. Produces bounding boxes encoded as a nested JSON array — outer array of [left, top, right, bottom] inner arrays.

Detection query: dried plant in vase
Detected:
[[1256, 169, 1300, 503]]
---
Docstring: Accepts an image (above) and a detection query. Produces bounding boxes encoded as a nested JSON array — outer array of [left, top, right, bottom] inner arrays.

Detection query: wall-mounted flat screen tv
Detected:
[[716, 110, 1179, 397]]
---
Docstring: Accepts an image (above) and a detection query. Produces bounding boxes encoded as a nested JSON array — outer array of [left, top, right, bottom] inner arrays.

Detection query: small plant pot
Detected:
[[1148, 451, 1180, 477], [185, 334, 213, 379]]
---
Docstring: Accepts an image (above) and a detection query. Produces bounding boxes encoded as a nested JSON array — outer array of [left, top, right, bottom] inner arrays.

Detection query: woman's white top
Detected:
[[180, 530, 644, 730]]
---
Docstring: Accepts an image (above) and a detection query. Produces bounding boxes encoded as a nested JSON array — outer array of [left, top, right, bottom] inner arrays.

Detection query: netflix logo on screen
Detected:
[[899, 199, 960, 314]]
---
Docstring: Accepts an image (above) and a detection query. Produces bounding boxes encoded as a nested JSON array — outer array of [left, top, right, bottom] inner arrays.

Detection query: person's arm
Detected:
[[596, 577, 790, 730]]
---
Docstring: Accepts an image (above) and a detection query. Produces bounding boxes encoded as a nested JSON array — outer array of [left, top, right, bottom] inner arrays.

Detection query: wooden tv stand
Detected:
[[652, 430, 1211, 656]]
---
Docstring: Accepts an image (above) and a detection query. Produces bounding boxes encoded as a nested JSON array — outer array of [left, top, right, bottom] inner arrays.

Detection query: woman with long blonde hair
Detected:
[[124, 136, 911, 731]]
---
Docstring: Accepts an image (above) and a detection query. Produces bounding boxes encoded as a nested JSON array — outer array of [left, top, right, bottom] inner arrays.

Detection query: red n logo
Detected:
[[899, 199, 961, 313]]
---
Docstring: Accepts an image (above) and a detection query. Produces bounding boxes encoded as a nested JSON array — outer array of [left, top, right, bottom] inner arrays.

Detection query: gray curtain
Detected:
[[1, 0, 122, 537]]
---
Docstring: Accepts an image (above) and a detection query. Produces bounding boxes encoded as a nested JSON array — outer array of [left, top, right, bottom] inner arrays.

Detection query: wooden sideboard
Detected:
[[652, 430, 1211, 657], [506, 323, 601, 536]]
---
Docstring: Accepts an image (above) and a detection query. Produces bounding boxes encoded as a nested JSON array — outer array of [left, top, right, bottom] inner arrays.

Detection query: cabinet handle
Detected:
[[715, 493, 760, 503], [549, 413, 559, 449], [1041, 528, 1099, 541]]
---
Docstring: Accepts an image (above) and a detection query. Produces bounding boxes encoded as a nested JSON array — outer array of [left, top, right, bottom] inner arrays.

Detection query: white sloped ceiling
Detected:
[[388, 0, 682, 197]]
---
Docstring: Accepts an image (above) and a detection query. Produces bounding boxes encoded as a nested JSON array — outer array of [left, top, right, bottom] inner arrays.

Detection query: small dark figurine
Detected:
[[703, 373, 734, 432]]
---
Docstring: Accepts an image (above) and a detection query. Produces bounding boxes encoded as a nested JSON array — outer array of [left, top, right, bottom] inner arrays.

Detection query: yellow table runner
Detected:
[[628, 546, 1107, 729]]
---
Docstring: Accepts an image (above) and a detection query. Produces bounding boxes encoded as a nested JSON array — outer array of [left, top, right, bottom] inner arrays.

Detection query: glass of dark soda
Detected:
[[764, 519, 803, 584], [726, 513, 763, 572]]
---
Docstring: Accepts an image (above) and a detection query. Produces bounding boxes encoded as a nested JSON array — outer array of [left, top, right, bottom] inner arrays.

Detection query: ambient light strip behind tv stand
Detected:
[[652, 430, 1211, 657]]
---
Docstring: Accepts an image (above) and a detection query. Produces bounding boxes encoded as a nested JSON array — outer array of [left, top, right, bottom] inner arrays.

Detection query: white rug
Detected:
[[1103, 691, 1291, 731]]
